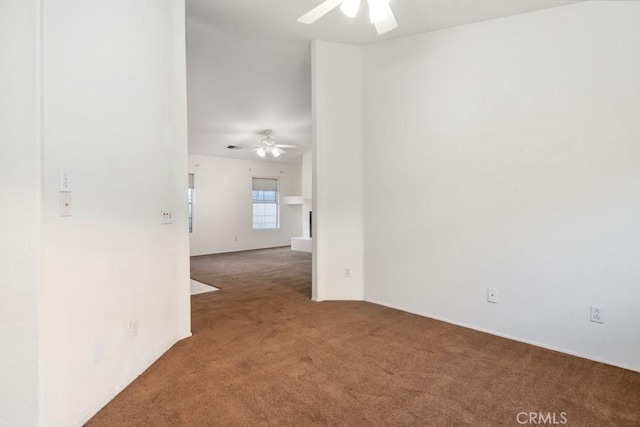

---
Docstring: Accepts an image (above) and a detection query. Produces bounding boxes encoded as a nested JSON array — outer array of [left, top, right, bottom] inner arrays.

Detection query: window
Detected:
[[252, 177, 279, 229], [188, 173, 195, 233]]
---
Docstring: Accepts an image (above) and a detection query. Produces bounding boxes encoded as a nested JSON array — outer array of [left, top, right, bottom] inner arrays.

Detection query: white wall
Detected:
[[40, 1, 191, 425], [0, 1, 41, 424], [361, 2, 640, 371], [189, 154, 302, 256], [301, 151, 312, 238], [312, 41, 364, 301]]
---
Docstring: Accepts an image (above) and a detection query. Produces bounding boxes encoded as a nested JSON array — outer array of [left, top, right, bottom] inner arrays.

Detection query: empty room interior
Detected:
[[2, 0, 640, 426]]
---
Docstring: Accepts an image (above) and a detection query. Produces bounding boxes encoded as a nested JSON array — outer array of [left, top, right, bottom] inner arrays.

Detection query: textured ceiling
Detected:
[[186, 0, 582, 163]]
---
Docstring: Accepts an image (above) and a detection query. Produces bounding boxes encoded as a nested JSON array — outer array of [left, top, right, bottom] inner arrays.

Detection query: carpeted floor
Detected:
[[88, 247, 640, 426]]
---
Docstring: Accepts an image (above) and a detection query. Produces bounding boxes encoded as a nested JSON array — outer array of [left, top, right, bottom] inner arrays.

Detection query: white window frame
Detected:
[[252, 177, 280, 230]]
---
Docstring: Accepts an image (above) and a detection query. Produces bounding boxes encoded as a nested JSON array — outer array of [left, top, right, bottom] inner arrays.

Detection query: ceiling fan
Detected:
[[297, 0, 398, 35], [248, 130, 298, 159]]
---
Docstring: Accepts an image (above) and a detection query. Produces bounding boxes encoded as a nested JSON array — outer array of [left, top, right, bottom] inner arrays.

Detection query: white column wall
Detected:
[[362, 2, 640, 372], [312, 41, 364, 301], [302, 151, 312, 238], [0, 1, 42, 424], [40, 1, 191, 425]]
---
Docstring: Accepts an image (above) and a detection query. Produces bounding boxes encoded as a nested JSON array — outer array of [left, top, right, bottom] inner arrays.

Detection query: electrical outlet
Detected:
[[130, 320, 138, 338], [487, 288, 498, 303], [345, 268, 351, 278], [590, 305, 603, 324]]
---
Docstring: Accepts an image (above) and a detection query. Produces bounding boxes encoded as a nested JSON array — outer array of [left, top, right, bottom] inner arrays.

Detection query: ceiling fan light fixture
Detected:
[[252, 129, 298, 159], [298, 0, 397, 35], [340, 0, 360, 18], [368, 0, 388, 23]]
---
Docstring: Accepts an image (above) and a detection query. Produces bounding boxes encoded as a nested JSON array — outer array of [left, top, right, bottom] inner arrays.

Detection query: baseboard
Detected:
[[190, 245, 291, 257]]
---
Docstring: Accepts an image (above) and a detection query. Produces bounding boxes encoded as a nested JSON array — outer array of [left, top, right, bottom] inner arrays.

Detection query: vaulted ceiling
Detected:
[[186, 0, 581, 163]]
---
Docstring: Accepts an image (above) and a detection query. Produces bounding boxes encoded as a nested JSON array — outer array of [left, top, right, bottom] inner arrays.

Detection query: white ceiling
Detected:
[[186, 0, 582, 163]]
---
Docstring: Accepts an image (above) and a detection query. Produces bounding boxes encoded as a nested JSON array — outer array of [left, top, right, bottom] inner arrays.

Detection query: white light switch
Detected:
[[59, 169, 71, 192], [59, 193, 72, 216]]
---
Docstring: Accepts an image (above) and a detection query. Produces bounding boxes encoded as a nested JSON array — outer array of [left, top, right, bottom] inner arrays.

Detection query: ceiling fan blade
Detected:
[[229, 144, 258, 150], [367, 0, 397, 35], [275, 144, 298, 149], [297, 0, 345, 24]]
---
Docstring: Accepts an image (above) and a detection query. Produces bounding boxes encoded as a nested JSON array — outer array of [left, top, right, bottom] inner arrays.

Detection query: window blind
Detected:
[[252, 177, 278, 191]]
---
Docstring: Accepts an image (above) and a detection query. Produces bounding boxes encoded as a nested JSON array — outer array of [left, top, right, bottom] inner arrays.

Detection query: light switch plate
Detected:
[[59, 169, 71, 192]]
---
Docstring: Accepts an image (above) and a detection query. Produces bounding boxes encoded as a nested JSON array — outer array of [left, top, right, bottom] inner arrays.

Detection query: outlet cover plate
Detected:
[[161, 210, 172, 224], [590, 305, 603, 323]]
